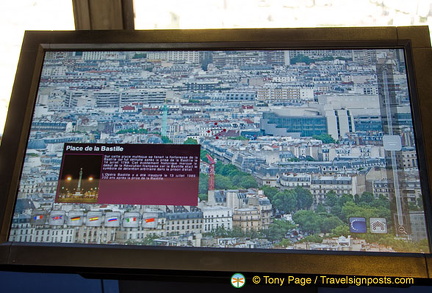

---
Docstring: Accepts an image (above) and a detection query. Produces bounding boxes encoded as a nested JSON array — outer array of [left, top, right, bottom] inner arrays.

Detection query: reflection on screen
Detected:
[[9, 49, 429, 253]]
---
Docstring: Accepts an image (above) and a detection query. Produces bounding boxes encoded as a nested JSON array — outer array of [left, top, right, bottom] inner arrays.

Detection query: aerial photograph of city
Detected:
[[8, 47, 430, 253]]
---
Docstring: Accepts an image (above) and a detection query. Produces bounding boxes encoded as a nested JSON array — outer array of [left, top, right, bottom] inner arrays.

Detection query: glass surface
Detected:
[[8, 47, 430, 253], [0, 0, 74, 135], [134, 0, 432, 29]]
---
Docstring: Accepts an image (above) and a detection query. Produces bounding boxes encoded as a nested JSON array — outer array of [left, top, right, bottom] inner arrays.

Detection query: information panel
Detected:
[[56, 143, 200, 205], [7, 47, 430, 253]]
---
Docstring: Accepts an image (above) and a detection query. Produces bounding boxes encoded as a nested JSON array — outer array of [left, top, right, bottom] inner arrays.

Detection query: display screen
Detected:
[[8, 48, 430, 253]]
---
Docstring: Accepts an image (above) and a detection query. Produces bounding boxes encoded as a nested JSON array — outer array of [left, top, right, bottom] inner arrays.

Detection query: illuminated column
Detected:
[[77, 168, 83, 192]]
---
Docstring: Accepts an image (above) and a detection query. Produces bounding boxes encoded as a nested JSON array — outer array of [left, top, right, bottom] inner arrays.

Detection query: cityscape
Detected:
[[8, 48, 430, 253]]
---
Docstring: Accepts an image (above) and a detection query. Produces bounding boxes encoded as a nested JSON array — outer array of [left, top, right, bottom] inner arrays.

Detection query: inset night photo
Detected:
[[56, 154, 103, 203]]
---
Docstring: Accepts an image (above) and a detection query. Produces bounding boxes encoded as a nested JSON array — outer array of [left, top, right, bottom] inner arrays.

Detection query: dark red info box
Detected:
[[56, 143, 200, 206]]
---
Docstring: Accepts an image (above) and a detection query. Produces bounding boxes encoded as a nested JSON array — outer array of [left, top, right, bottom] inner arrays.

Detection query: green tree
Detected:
[[312, 133, 336, 144], [215, 162, 239, 177], [207, 226, 230, 237], [294, 187, 313, 210], [161, 136, 173, 144], [184, 138, 198, 144], [238, 176, 258, 189], [214, 174, 233, 190], [325, 191, 338, 207], [315, 203, 327, 213], [370, 194, 390, 209], [212, 162, 258, 189], [357, 192, 374, 205], [232, 174, 243, 187], [262, 186, 279, 202], [199, 193, 208, 201], [290, 54, 313, 65], [228, 136, 248, 140], [199, 173, 209, 194], [340, 201, 390, 223], [262, 219, 295, 242], [205, 226, 245, 238], [338, 194, 354, 206], [273, 190, 297, 213], [300, 234, 323, 243], [331, 224, 350, 237], [133, 53, 147, 59], [292, 210, 321, 234], [330, 205, 343, 219], [320, 216, 344, 233], [200, 149, 210, 161], [116, 128, 148, 134], [327, 193, 355, 219], [277, 238, 293, 248]]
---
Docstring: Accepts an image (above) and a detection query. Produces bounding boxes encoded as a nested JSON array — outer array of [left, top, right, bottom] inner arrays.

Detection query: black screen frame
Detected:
[[1, 27, 432, 279]]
